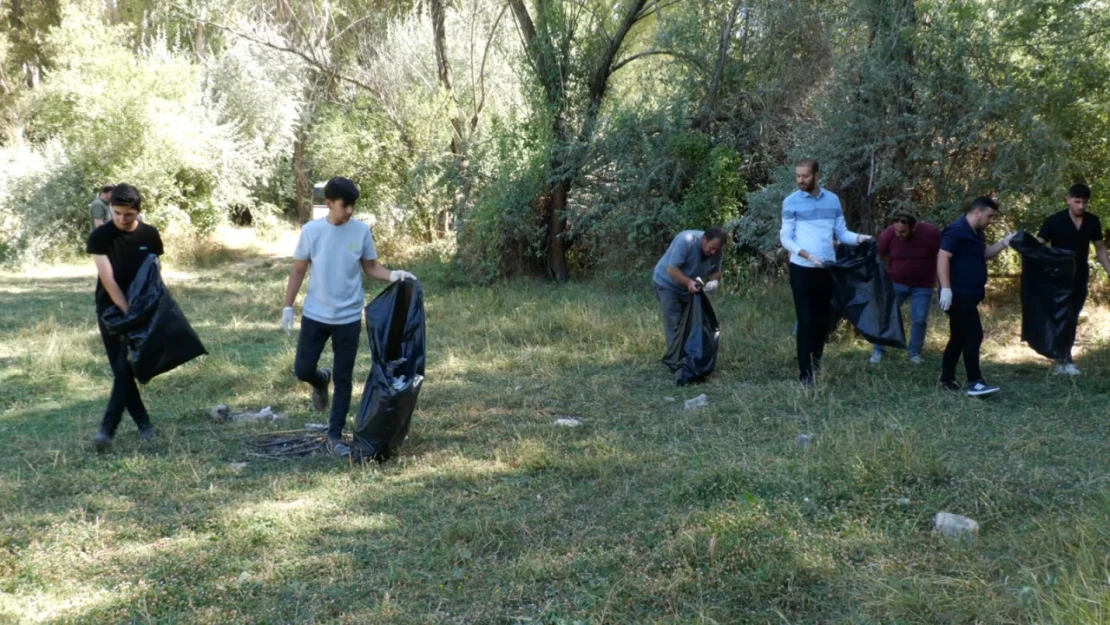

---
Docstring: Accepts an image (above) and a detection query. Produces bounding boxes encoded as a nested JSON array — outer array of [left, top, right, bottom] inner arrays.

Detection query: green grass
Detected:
[[1, 240, 1109, 624]]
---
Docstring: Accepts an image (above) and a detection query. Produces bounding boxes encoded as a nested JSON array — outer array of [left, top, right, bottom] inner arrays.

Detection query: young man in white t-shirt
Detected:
[[281, 177, 416, 457]]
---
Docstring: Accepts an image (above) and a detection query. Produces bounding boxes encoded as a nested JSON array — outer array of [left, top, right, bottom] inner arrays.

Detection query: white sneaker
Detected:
[[1053, 363, 1081, 376], [909, 355, 924, 365], [869, 351, 882, 364]]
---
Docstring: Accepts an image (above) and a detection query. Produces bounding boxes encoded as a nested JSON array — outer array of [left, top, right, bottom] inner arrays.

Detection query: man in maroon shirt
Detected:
[[870, 213, 942, 364]]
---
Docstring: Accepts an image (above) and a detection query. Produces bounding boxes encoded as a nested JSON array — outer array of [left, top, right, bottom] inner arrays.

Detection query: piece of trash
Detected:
[[684, 394, 709, 410], [664, 396, 676, 403], [213, 405, 287, 423], [796, 433, 813, 448], [738, 381, 752, 389], [897, 498, 911, 506], [391, 375, 408, 391], [514, 385, 522, 392], [554, 418, 581, 428], [934, 512, 979, 538], [304, 423, 328, 432], [229, 462, 248, 471]]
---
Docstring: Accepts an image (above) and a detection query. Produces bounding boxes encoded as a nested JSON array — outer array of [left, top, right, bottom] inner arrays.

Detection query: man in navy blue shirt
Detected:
[[1036, 184, 1110, 375], [937, 197, 1014, 396]]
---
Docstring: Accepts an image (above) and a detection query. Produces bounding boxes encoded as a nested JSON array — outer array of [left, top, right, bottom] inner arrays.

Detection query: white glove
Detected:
[[704, 280, 719, 293], [281, 306, 294, 335], [938, 288, 952, 311], [808, 255, 825, 269], [857, 234, 873, 244], [1002, 232, 1016, 247], [390, 270, 417, 282]]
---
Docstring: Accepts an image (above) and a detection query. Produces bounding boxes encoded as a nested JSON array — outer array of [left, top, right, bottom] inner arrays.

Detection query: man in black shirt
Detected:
[[1036, 184, 1110, 375], [85, 184, 164, 450]]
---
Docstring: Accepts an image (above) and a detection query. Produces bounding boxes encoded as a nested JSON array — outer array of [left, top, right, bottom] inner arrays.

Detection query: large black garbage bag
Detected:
[[1009, 230, 1075, 360], [353, 279, 426, 462], [663, 290, 720, 386], [100, 254, 208, 384], [826, 241, 907, 349]]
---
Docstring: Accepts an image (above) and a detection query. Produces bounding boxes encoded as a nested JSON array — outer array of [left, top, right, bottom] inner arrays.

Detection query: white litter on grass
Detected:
[[304, 423, 328, 432], [684, 394, 709, 410], [796, 433, 813, 448], [554, 418, 582, 428], [897, 498, 911, 506], [664, 396, 676, 403], [935, 512, 979, 538], [211, 404, 287, 423], [229, 462, 248, 471]]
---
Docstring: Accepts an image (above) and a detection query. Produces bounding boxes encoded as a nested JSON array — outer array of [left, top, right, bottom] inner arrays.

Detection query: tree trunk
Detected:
[[543, 179, 570, 282], [431, 0, 464, 238], [293, 127, 312, 224]]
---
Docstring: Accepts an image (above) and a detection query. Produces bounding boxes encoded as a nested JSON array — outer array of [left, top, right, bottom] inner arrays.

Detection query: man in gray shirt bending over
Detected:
[[652, 227, 726, 374], [281, 177, 416, 458]]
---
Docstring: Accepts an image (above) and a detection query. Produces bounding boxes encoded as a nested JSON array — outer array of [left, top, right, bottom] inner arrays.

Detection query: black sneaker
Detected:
[[939, 380, 961, 392], [93, 431, 114, 452], [312, 369, 332, 412], [966, 380, 1000, 397], [326, 438, 351, 458], [800, 376, 815, 389], [138, 425, 157, 442]]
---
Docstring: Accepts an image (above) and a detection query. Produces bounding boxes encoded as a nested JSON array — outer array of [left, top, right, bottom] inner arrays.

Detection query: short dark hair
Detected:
[[109, 183, 142, 212], [892, 212, 917, 227], [704, 227, 728, 245], [796, 159, 819, 174], [324, 177, 360, 206], [1068, 184, 1091, 200], [969, 196, 998, 213], [100, 185, 116, 195]]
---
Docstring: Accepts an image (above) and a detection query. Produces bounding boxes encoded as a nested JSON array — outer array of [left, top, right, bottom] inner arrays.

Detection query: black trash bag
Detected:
[[100, 254, 208, 384], [663, 290, 720, 386], [1009, 230, 1075, 360], [352, 279, 426, 462], [826, 240, 907, 349]]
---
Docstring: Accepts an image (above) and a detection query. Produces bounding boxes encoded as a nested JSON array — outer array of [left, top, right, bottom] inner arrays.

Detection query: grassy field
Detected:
[[1, 230, 1109, 624]]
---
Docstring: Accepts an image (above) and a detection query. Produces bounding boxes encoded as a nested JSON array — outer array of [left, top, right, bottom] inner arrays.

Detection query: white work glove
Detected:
[[857, 234, 873, 244], [1002, 232, 1016, 247], [938, 288, 952, 311], [704, 280, 719, 293], [281, 306, 295, 336], [390, 270, 417, 282], [807, 255, 825, 269]]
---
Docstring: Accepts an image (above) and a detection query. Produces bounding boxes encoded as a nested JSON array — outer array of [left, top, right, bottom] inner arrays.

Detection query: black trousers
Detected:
[[654, 284, 691, 372], [1062, 279, 1089, 363], [98, 319, 151, 435], [294, 316, 361, 440], [941, 294, 983, 383], [789, 264, 835, 380]]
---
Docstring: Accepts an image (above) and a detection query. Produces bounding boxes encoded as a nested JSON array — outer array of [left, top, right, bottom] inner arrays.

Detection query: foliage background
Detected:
[[2, 0, 1109, 275]]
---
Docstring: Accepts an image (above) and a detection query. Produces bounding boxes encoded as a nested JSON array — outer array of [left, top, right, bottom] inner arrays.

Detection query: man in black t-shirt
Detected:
[[85, 183, 164, 451], [1036, 184, 1110, 375]]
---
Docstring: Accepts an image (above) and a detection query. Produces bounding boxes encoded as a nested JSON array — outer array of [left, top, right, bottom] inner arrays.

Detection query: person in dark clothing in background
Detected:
[[1036, 184, 1110, 375], [86, 183, 163, 451], [652, 228, 726, 375], [937, 197, 1014, 397]]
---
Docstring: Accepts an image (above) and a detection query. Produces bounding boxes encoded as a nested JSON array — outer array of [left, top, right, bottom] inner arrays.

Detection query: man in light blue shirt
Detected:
[[281, 177, 416, 458], [779, 159, 870, 386], [652, 227, 726, 377]]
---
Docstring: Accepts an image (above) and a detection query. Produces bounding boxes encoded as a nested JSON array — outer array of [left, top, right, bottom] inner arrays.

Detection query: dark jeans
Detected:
[[294, 316, 361, 440], [98, 318, 151, 436], [654, 283, 691, 371], [941, 294, 983, 383], [1061, 280, 1089, 363], [789, 263, 835, 380]]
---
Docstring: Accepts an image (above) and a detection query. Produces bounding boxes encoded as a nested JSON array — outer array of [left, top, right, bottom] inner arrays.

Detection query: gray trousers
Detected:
[[655, 283, 691, 371]]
